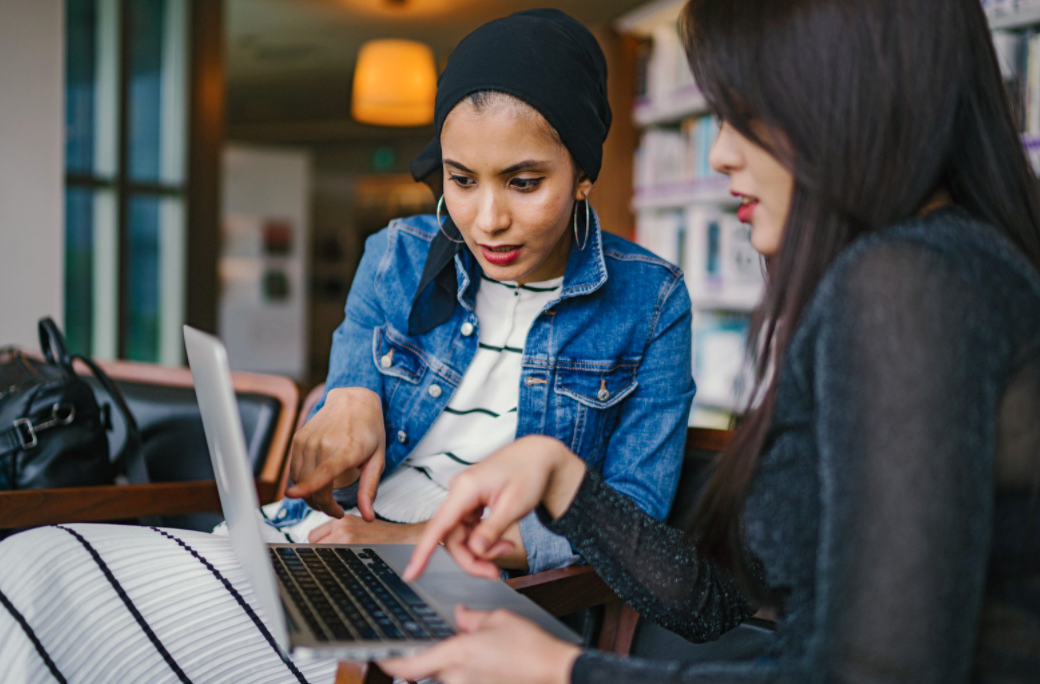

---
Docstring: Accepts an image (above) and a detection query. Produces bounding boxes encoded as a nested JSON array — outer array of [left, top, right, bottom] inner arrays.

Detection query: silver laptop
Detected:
[[183, 325, 579, 660]]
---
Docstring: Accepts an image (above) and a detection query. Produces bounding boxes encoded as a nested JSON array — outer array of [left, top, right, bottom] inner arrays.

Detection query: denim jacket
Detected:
[[294, 211, 695, 573]]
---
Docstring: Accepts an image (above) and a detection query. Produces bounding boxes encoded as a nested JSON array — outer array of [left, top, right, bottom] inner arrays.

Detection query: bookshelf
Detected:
[[617, 0, 1040, 429], [618, 0, 761, 429]]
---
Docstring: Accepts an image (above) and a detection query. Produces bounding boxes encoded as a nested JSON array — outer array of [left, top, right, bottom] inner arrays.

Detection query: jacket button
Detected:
[[380, 353, 392, 368], [598, 387, 610, 401], [397, 430, 408, 444], [461, 322, 474, 337], [428, 384, 443, 398]]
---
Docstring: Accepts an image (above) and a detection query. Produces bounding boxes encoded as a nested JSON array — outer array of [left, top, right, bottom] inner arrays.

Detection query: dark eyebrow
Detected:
[[444, 159, 475, 174], [444, 158, 550, 176]]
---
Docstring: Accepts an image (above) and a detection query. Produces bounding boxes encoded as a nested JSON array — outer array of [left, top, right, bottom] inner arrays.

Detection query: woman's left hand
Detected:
[[307, 515, 425, 545], [380, 605, 580, 684]]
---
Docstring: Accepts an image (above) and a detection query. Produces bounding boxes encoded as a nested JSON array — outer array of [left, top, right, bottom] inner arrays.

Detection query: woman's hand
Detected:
[[285, 387, 386, 520], [404, 435, 586, 582], [380, 605, 580, 684], [307, 515, 425, 545]]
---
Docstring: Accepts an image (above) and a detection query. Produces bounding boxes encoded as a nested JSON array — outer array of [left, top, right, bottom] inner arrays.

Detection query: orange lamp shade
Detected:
[[352, 39, 437, 127]]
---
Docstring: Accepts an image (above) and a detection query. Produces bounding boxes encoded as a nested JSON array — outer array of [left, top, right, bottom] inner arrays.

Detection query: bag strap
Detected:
[[73, 353, 146, 484], [37, 317, 75, 375]]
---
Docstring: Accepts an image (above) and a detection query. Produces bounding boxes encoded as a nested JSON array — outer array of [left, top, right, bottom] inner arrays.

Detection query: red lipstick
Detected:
[[480, 244, 522, 266], [732, 192, 759, 224]]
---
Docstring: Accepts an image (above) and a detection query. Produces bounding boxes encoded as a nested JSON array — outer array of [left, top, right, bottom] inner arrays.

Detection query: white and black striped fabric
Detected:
[[0, 524, 338, 684], [390, 275, 563, 520], [0, 277, 561, 683]]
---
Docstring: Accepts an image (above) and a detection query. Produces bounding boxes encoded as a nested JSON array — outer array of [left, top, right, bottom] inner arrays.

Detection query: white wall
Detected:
[[220, 145, 311, 380], [0, 0, 64, 348]]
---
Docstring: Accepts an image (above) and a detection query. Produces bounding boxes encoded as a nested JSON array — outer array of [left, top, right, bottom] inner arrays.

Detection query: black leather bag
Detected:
[[0, 318, 141, 493]]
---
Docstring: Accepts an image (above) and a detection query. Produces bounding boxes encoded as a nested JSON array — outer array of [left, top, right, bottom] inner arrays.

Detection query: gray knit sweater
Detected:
[[552, 206, 1040, 683]]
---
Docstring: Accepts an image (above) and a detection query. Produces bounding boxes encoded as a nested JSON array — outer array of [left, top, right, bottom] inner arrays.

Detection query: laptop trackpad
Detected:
[[370, 545, 580, 644]]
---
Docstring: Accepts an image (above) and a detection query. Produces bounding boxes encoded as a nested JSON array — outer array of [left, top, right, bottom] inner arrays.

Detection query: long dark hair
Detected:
[[682, 0, 1040, 593]]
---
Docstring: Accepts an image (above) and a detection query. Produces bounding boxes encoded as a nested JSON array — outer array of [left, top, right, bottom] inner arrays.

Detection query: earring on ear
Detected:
[[573, 195, 591, 251], [437, 195, 465, 244]]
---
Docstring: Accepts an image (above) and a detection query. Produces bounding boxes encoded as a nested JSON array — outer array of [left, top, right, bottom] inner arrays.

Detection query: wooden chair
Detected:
[[0, 358, 299, 531], [298, 383, 326, 431]]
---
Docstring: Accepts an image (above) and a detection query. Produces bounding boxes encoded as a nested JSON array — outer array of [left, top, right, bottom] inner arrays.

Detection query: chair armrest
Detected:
[[505, 564, 619, 617], [0, 479, 280, 529]]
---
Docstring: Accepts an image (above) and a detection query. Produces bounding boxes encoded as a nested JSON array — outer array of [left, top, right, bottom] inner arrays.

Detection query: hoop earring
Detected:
[[437, 195, 465, 244], [573, 196, 590, 251]]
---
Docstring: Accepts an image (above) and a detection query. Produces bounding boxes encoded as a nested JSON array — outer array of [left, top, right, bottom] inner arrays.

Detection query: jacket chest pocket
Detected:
[[552, 362, 638, 463], [372, 325, 428, 426]]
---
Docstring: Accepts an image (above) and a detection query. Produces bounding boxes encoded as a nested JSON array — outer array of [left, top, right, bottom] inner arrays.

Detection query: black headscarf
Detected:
[[407, 8, 612, 336]]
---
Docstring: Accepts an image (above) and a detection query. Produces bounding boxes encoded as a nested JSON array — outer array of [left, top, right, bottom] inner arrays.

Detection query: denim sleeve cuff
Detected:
[[518, 509, 582, 574], [332, 479, 360, 509]]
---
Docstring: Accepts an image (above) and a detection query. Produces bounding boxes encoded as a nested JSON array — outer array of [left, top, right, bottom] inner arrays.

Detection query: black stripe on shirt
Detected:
[[0, 586, 68, 683], [444, 406, 499, 418], [148, 527, 311, 684], [443, 406, 518, 418], [443, 452, 476, 466], [56, 525, 194, 684], [480, 274, 559, 292], [410, 465, 435, 481], [478, 342, 524, 354]]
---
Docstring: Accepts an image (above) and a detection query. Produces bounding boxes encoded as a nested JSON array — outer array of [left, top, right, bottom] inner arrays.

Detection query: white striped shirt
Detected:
[[372, 275, 563, 524]]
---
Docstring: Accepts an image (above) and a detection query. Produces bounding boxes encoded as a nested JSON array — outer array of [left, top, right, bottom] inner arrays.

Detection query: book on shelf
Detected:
[[982, 28, 1040, 173], [634, 116, 725, 192], [634, 206, 764, 312], [692, 311, 751, 413], [646, 22, 696, 103], [635, 210, 684, 268], [683, 207, 764, 310], [983, 0, 1013, 15], [634, 39, 652, 101]]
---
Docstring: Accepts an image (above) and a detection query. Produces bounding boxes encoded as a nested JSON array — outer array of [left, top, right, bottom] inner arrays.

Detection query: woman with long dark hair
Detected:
[[384, 0, 1040, 681]]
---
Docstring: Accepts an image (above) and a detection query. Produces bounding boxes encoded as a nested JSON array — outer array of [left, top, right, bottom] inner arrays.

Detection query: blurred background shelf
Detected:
[[987, 5, 1040, 30], [633, 87, 710, 126]]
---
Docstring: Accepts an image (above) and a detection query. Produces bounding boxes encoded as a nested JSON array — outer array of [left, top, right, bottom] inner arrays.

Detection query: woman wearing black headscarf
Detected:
[[0, 10, 697, 683]]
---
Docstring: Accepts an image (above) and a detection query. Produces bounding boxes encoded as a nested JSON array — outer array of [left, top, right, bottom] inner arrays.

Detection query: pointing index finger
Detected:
[[404, 489, 484, 581]]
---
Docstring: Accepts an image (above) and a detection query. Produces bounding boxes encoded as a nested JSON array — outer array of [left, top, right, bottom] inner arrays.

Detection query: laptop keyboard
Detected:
[[270, 546, 455, 643]]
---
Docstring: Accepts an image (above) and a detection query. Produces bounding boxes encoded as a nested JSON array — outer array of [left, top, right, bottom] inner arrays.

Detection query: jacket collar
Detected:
[[455, 207, 608, 310]]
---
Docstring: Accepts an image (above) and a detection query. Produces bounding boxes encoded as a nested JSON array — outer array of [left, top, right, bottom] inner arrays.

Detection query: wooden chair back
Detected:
[[298, 383, 326, 432], [0, 359, 299, 531]]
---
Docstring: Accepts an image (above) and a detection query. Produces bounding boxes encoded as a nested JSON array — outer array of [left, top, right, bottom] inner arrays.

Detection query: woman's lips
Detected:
[[733, 192, 759, 224], [736, 201, 758, 223], [480, 244, 522, 266]]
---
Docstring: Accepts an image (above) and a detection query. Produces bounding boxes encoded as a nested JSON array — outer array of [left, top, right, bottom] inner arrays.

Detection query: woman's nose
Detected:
[[708, 121, 742, 176], [474, 191, 510, 236]]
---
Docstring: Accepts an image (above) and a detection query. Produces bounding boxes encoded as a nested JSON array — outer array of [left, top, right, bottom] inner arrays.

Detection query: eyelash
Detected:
[[448, 175, 545, 192]]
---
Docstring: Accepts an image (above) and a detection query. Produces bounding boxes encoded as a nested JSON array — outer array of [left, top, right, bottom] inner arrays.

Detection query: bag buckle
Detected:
[[12, 418, 37, 450], [11, 405, 75, 451]]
